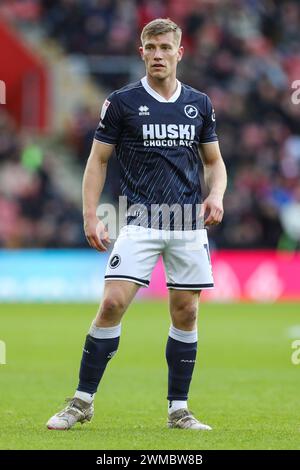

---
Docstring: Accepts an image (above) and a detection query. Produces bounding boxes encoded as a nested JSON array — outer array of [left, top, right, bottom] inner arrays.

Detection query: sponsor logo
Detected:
[[143, 124, 195, 140], [142, 123, 195, 148], [107, 350, 118, 359], [184, 105, 198, 118], [139, 105, 150, 116], [212, 108, 216, 122], [110, 254, 121, 269]]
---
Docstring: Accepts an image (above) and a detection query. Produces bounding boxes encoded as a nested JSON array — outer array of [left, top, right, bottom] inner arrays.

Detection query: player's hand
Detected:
[[84, 216, 111, 252], [200, 193, 224, 227]]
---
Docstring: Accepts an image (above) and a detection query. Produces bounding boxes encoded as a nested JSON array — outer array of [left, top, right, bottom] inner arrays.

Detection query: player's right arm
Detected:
[[82, 139, 115, 252]]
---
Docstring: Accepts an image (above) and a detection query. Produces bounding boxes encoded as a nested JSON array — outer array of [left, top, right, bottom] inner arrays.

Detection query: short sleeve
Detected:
[[200, 95, 218, 144], [94, 92, 122, 144]]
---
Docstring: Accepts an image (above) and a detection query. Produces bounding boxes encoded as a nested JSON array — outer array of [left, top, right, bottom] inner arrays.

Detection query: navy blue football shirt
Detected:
[[94, 76, 218, 230]]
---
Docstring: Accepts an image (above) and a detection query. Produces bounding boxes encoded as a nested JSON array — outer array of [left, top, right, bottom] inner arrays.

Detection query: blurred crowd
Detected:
[[0, 109, 86, 247], [180, 0, 300, 249], [1, 0, 300, 249]]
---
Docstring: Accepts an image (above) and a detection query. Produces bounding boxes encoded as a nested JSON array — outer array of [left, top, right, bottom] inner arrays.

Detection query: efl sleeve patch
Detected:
[[100, 99, 111, 120], [95, 93, 122, 144]]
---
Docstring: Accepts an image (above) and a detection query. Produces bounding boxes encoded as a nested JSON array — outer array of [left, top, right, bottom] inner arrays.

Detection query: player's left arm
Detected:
[[198, 141, 227, 226]]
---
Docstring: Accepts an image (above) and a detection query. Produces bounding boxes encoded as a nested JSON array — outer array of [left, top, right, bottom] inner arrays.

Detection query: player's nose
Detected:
[[153, 48, 163, 59]]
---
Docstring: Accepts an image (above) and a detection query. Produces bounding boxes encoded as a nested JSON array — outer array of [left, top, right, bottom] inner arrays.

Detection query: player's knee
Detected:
[[100, 296, 126, 318], [172, 304, 197, 330]]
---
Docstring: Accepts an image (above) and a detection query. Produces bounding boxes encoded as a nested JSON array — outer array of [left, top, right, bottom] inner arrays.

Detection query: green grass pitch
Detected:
[[0, 301, 299, 450]]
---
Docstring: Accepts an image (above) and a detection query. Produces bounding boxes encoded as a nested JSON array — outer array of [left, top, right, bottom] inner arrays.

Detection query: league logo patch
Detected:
[[100, 99, 111, 120], [184, 105, 198, 119], [109, 254, 121, 269]]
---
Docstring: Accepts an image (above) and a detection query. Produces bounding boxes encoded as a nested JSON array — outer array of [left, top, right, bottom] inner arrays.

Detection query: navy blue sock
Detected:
[[166, 336, 197, 401], [77, 334, 120, 394]]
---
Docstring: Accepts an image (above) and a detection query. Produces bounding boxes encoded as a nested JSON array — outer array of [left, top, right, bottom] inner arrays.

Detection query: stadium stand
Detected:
[[0, 0, 300, 249]]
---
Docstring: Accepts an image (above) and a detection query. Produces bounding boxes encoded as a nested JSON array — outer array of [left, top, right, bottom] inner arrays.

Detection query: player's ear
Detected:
[[139, 46, 145, 60], [177, 46, 184, 62]]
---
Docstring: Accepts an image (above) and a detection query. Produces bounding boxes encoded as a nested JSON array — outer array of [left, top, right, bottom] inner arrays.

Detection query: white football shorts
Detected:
[[105, 225, 214, 290]]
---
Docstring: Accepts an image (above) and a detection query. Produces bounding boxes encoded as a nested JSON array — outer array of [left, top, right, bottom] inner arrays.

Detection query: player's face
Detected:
[[140, 32, 183, 80]]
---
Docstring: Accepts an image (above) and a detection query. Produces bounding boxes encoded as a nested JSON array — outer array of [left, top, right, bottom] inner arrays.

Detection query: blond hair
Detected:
[[140, 18, 182, 47]]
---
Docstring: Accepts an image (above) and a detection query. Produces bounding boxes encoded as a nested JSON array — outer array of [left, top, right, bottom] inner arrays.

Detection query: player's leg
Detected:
[[76, 280, 139, 399], [47, 225, 161, 430], [167, 289, 199, 411], [46, 280, 140, 430], [163, 229, 214, 430]]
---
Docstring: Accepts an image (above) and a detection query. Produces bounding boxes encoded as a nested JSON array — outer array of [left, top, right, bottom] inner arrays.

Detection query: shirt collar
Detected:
[[141, 76, 181, 103]]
